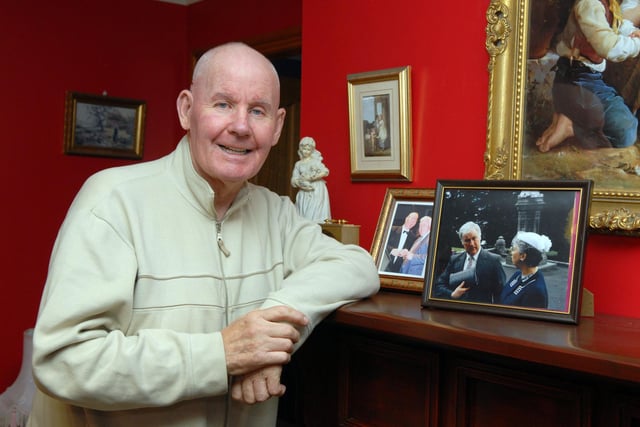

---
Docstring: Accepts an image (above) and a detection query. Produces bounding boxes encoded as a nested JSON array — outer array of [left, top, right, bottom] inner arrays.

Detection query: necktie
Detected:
[[465, 256, 474, 270], [395, 230, 409, 262]]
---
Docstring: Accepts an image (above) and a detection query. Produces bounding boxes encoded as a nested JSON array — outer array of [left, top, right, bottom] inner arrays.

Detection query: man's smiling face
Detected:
[[178, 44, 286, 193]]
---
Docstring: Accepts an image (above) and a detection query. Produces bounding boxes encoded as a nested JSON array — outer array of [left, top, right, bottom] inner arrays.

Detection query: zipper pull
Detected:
[[216, 221, 231, 257]]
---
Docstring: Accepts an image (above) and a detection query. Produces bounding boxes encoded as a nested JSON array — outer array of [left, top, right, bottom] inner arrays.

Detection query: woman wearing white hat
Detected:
[[500, 231, 553, 308]]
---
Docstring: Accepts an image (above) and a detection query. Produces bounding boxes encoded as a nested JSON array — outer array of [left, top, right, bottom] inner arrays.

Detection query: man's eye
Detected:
[[250, 108, 265, 116], [214, 102, 230, 109]]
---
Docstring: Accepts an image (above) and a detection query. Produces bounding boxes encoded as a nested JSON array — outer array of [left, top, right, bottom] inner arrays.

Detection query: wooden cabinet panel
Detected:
[[598, 390, 640, 427], [338, 335, 438, 427], [289, 293, 640, 427], [447, 360, 591, 427]]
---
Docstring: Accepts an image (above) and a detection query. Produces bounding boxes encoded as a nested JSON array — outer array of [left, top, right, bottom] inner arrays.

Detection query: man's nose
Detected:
[[229, 110, 250, 136]]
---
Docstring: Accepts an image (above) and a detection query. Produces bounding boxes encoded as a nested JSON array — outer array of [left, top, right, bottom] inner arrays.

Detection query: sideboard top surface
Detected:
[[333, 291, 640, 383]]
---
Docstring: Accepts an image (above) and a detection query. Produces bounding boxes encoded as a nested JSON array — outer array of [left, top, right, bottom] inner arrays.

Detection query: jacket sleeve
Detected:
[[32, 179, 228, 411], [260, 197, 379, 345], [433, 256, 457, 299]]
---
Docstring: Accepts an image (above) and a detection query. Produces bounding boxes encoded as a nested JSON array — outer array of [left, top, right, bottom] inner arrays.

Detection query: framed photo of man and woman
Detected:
[[370, 188, 435, 293], [484, 0, 640, 235], [421, 180, 592, 324]]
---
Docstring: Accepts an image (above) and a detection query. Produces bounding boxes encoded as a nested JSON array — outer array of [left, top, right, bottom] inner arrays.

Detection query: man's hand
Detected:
[[221, 306, 308, 376], [390, 248, 408, 257], [451, 281, 470, 299], [231, 366, 285, 404]]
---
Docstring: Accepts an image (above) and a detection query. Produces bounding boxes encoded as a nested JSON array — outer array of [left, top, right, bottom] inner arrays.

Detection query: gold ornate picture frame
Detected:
[[64, 92, 146, 159], [370, 188, 435, 293], [484, 0, 640, 235], [347, 66, 412, 181]]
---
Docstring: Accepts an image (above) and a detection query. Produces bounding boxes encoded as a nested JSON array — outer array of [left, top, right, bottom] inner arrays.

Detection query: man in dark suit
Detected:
[[433, 221, 505, 303], [384, 211, 419, 273]]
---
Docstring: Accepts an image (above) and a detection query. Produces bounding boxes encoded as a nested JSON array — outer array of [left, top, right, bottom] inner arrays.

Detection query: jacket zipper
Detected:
[[216, 220, 231, 257], [215, 218, 232, 426]]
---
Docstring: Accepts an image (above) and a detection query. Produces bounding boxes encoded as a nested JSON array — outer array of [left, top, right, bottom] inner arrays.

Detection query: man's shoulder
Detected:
[[246, 182, 292, 203], [244, 182, 297, 214], [72, 156, 169, 210], [86, 157, 167, 193], [450, 251, 466, 262], [479, 249, 502, 260]]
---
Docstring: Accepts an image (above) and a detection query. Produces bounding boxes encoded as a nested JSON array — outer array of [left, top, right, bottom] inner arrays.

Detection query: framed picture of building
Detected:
[[63, 91, 146, 159]]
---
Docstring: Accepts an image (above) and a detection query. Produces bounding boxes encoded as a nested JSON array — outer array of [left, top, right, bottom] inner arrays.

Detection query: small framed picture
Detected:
[[63, 91, 146, 159], [422, 179, 592, 324], [347, 66, 412, 181], [370, 188, 435, 293]]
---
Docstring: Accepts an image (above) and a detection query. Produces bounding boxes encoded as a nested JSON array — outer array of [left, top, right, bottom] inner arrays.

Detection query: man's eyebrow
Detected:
[[208, 92, 273, 108], [209, 92, 232, 101]]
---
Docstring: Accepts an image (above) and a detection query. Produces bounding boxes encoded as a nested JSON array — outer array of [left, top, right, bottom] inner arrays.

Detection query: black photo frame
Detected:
[[421, 179, 592, 324]]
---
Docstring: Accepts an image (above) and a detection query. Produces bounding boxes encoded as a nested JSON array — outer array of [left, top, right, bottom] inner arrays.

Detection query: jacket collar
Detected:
[[170, 136, 250, 220]]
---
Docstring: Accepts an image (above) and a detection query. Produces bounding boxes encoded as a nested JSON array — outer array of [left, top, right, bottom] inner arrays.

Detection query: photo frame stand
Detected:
[[581, 288, 594, 317]]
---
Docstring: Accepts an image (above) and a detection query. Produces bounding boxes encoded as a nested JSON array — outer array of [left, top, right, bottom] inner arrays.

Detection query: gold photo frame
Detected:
[[347, 66, 412, 181], [64, 92, 146, 159], [370, 188, 435, 293], [484, 0, 640, 235]]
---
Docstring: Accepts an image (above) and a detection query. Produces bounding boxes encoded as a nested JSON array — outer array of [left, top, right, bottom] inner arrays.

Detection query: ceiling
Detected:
[[154, 0, 203, 5]]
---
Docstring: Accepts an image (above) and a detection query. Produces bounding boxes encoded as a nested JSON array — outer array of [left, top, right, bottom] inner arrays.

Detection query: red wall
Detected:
[[0, 0, 189, 391], [299, 0, 640, 320], [2, 0, 638, 396], [187, 0, 301, 52], [0, 0, 302, 393]]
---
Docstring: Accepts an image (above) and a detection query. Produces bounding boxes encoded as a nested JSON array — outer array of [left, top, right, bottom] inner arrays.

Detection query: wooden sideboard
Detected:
[[282, 291, 640, 427]]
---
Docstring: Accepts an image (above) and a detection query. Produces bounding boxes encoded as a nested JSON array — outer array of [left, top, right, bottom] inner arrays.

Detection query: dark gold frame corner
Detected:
[[484, 0, 640, 236], [64, 91, 146, 160]]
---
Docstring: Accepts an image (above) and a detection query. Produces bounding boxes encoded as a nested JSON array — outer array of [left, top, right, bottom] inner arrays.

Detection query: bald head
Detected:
[[419, 216, 432, 236], [404, 212, 419, 229], [191, 42, 281, 104]]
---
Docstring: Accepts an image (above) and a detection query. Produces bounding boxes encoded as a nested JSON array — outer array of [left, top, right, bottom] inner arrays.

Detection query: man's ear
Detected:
[[271, 107, 287, 147], [176, 89, 193, 130]]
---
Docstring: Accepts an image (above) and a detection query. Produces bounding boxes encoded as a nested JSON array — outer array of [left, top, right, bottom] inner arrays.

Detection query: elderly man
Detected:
[[28, 42, 379, 427], [384, 211, 419, 273], [433, 221, 505, 303], [400, 215, 432, 276]]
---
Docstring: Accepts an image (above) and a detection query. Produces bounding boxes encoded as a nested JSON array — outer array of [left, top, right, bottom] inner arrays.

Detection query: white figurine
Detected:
[[291, 136, 331, 222]]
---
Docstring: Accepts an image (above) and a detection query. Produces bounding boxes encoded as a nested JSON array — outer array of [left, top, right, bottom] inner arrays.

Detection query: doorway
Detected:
[[248, 28, 302, 202]]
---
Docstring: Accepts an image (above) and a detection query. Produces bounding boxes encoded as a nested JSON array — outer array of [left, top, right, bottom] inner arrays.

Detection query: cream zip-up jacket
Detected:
[[28, 137, 379, 427]]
